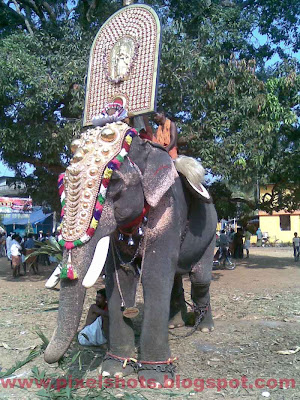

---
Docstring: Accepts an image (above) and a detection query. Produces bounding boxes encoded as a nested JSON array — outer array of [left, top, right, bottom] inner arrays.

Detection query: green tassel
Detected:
[[73, 239, 82, 247], [98, 194, 105, 204], [116, 154, 124, 162], [60, 266, 68, 279], [59, 239, 65, 247]]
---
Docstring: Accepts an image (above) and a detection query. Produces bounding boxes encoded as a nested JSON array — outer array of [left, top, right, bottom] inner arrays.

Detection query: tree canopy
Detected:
[[0, 0, 299, 216]]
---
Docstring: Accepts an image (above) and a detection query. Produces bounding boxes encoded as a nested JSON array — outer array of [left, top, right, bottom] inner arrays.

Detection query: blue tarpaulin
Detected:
[[2, 209, 53, 226]]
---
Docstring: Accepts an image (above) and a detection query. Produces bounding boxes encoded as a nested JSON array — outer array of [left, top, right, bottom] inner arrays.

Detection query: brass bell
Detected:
[[138, 227, 144, 236], [128, 236, 135, 246], [118, 233, 124, 241]]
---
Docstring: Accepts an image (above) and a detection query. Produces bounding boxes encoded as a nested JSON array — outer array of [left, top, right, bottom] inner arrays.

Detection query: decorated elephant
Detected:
[[43, 120, 217, 386]]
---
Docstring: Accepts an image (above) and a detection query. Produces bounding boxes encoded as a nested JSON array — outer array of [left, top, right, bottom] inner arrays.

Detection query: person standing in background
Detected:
[[0, 233, 6, 257], [234, 228, 244, 259], [256, 227, 262, 247], [228, 228, 235, 255], [244, 228, 252, 258], [11, 235, 22, 277], [293, 232, 299, 261], [6, 233, 12, 261]]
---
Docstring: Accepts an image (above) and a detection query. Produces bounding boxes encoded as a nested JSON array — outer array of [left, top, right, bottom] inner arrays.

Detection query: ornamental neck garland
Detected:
[[58, 123, 138, 252]]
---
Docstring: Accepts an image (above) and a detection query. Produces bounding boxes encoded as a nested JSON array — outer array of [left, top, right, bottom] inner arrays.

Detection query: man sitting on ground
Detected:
[[78, 289, 109, 346]]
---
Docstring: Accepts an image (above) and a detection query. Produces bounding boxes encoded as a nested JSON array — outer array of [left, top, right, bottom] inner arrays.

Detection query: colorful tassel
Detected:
[[60, 251, 78, 280]]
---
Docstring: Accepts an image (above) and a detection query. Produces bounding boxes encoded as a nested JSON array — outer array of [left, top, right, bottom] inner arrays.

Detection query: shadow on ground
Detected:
[[238, 254, 297, 270], [0, 257, 56, 282]]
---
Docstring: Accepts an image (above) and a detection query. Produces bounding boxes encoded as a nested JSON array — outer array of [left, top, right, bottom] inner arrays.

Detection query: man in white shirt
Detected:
[[11, 235, 22, 277], [6, 233, 12, 261]]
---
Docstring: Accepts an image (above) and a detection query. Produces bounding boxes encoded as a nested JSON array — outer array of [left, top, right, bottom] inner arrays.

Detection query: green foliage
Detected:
[[24, 239, 63, 264], [0, 348, 41, 378], [210, 180, 256, 220], [0, 329, 49, 378], [0, 0, 299, 213]]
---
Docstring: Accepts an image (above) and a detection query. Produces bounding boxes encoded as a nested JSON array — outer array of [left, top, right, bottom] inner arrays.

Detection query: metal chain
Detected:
[[103, 353, 177, 374], [111, 241, 126, 308], [103, 353, 140, 372], [137, 362, 176, 375], [134, 210, 150, 306], [113, 234, 143, 269], [168, 302, 210, 339], [111, 211, 150, 309]]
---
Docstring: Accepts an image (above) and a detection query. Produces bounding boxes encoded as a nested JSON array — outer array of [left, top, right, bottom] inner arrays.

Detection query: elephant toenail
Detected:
[[102, 371, 111, 377], [152, 382, 162, 389], [201, 327, 209, 333]]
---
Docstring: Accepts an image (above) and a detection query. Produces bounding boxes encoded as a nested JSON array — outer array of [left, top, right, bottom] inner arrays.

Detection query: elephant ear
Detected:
[[142, 143, 178, 208]]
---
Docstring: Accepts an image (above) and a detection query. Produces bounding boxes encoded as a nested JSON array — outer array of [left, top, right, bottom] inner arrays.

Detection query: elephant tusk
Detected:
[[82, 236, 110, 288], [45, 264, 62, 289]]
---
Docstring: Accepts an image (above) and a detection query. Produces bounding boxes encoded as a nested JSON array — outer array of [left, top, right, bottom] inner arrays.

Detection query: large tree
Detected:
[[0, 0, 299, 214]]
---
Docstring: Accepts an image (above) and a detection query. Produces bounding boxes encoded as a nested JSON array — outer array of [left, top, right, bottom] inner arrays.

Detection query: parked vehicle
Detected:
[[213, 247, 236, 270]]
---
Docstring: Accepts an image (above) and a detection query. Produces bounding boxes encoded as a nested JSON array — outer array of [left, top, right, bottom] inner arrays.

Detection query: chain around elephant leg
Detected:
[[100, 353, 138, 378], [191, 283, 214, 333]]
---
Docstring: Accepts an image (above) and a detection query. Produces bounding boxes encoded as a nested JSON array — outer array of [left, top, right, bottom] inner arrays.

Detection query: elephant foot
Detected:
[[195, 305, 214, 333], [169, 296, 187, 329], [99, 353, 136, 378], [168, 310, 185, 329], [138, 359, 177, 388]]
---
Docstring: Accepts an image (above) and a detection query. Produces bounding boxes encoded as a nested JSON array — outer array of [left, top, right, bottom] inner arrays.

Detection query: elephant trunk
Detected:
[[44, 203, 117, 364], [44, 277, 86, 363]]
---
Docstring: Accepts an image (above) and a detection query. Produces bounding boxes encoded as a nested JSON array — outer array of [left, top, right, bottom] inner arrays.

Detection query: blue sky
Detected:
[[0, 162, 15, 177], [0, 162, 34, 177]]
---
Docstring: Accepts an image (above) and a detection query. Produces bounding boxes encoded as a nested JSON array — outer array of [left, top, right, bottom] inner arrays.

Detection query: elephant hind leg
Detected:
[[191, 284, 214, 333], [169, 274, 187, 329], [189, 235, 215, 333]]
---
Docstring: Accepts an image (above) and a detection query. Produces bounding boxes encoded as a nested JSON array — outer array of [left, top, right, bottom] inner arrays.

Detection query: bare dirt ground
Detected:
[[0, 247, 299, 400]]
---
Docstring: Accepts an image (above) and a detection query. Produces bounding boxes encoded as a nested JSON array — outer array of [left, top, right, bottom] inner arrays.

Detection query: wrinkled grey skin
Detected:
[[44, 136, 217, 384]]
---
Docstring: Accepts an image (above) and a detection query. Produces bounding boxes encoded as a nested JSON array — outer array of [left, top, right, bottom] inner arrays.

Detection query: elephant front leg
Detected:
[[190, 235, 215, 333], [138, 236, 179, 387], [100, 251, 138, 378]]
